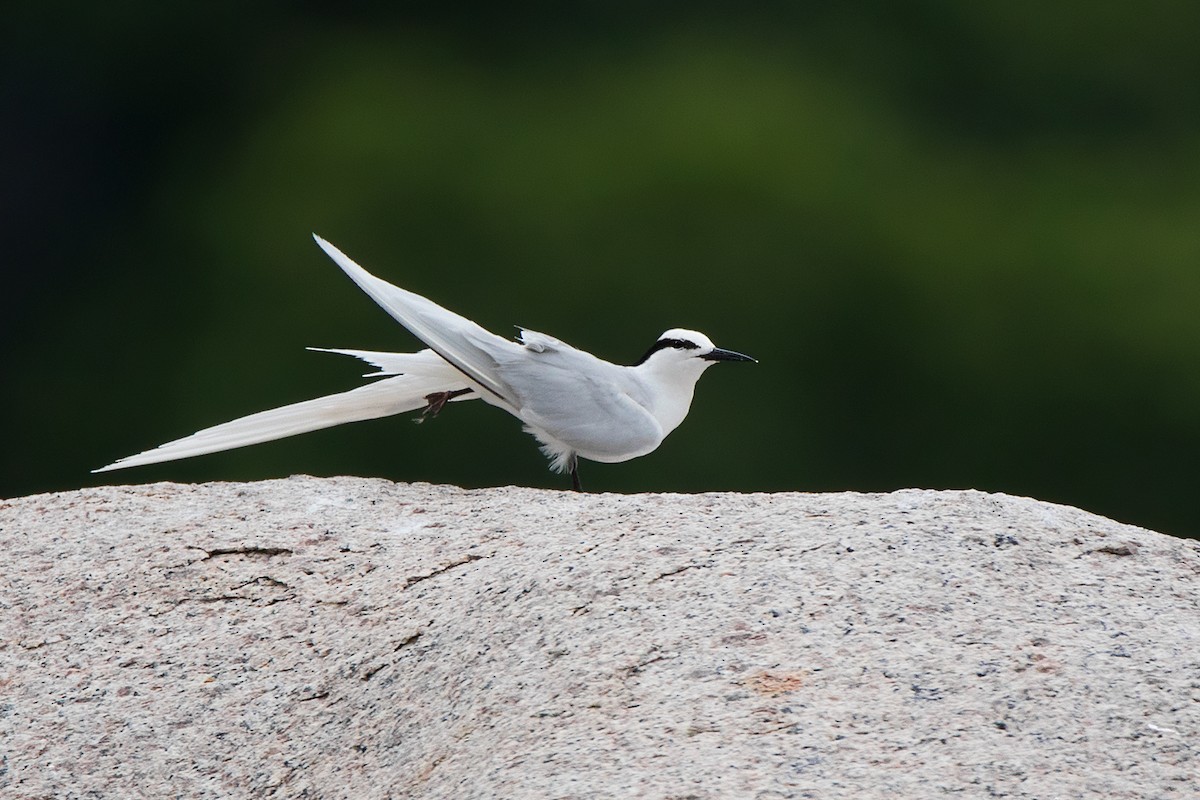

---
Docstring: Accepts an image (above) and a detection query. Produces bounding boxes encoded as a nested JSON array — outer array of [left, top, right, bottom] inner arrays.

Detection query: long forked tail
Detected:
[[93, 367, 472, 473]]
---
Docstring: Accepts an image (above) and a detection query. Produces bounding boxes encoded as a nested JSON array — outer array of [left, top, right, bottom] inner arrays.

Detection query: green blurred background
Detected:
[[4, 3, 1199, 538]]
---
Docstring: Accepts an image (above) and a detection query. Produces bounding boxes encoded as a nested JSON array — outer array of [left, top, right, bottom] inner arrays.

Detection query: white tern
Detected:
[[95, 235, 756, 489]]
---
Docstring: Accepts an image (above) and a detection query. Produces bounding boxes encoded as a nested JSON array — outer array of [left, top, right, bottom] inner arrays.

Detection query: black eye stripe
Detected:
[[634, 337, 700, 365]]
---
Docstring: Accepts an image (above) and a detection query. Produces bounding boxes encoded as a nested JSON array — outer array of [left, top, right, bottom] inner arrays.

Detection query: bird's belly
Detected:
[[576, 440, 661, 463], [525, 422, 662, 465], [519, 399, 663, 464]]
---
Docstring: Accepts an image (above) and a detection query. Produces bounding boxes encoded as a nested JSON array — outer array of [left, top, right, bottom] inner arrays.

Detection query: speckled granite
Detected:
[[1, 477, 1196, 798]]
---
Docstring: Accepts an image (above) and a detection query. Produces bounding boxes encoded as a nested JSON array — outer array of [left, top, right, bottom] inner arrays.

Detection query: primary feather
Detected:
[[313, 236, 517, 403]]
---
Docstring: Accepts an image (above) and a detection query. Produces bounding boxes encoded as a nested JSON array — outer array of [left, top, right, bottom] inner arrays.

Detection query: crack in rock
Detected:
[[403, 553, 488, 589], [361, 631, 424, 681], [195, 546, 294, 560], [650, 562, 709, 583]]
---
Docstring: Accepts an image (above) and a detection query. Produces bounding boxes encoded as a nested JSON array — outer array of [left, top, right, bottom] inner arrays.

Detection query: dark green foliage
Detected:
[[5, 4, 1198, 537]]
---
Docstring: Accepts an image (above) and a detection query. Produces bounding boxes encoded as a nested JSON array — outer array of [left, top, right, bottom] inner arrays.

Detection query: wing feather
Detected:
[[313, 236, 517, 405]]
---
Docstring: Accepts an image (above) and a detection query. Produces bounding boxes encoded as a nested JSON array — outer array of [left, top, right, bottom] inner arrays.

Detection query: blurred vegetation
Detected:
[[4, 3, 1199, 538]]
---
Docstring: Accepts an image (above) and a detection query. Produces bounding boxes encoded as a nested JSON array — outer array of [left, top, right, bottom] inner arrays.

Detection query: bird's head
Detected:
[[634, 328, 756, 373]]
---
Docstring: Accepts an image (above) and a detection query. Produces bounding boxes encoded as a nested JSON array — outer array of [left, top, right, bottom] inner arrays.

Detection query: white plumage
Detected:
[[95, 236, 755, 489]]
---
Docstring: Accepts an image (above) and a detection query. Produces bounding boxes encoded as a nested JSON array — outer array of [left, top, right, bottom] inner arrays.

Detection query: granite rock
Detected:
[[1, 477, 1197, 798]]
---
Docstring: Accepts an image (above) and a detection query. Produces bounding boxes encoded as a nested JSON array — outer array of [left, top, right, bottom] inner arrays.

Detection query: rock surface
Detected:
[[1, 477, 1197, 799]]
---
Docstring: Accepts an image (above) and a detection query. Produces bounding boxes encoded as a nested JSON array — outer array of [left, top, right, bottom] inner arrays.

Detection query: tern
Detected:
[[94, 235, 756, 489]]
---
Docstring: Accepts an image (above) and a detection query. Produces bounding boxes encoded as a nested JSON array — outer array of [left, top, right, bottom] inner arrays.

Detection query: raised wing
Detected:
[[313, 235, 517, 405]]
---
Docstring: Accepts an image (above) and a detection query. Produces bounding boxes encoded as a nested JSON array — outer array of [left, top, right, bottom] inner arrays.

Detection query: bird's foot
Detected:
[[569, 454, 582, 491], [416, 389, 472, 423]]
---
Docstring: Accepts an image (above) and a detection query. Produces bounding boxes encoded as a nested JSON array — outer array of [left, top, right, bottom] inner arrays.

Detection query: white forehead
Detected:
[[659, 328, 715, 350]]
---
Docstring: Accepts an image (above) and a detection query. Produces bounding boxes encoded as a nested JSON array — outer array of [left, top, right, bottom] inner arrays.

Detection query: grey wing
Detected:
[[502, 351, 663, 460], [313, 236, 520, 405]]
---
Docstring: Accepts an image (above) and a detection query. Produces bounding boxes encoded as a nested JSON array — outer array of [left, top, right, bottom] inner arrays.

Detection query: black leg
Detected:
[[569, 455, 582, 492], [417, 388, 473, 422]]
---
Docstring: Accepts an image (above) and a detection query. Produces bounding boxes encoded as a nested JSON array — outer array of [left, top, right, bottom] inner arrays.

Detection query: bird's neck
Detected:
[[636, 364, 706, 436]]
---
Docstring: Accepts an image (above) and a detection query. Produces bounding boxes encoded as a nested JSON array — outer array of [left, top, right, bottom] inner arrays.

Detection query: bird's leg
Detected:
[[417, 388, 473, 422], [569, 455, 582, 492]]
